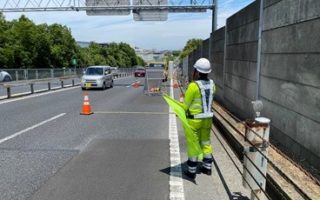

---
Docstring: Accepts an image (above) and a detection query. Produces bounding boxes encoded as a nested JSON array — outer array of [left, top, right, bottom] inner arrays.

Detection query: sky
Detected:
[[3, 0, 254, 50]]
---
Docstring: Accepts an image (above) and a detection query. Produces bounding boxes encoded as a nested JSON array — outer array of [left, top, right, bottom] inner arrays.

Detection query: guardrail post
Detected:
[[72, 79, 75, 86], [30, 83, 34, 94], [61, 80, 64, 88], [24, 69, 28, 80], [48, 82, 51, 90], [7, 87, 11, 98], [15, 71, 19, 81]]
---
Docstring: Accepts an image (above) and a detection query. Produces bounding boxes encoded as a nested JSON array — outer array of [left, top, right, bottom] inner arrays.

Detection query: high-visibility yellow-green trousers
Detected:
[[185, 118, 213, 159]]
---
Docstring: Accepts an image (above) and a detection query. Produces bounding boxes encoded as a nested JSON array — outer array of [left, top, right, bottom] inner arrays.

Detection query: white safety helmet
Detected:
[[193, 58, 211, 74]]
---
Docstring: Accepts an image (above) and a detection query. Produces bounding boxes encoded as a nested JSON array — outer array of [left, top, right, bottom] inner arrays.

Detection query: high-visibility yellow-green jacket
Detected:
[[183, 79, 216, 118]]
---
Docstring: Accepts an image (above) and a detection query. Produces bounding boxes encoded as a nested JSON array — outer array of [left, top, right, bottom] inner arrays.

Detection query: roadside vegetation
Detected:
[[0, 14, 144, 69], [179, 38, 203, 59]]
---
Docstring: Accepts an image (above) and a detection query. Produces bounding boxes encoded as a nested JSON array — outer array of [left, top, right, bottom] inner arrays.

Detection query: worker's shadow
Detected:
[[159, 161, 198, 184], [159, 157, 249, 200], [212, 157, 249, 200]]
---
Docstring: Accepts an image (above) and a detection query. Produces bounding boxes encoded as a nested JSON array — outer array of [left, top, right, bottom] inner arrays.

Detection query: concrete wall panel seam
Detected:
[[224, 84, 255, 101], [225, 58, 258, 63], [260, 74, 320, 90], [226, 18, 260, 32], [262, 15, 320, 33], [225, 72, 257, 83], [261, 94, 320, 124], [263, 0, 282, 9], [226, 40, 258, 46], [262, 52, 320, 55]]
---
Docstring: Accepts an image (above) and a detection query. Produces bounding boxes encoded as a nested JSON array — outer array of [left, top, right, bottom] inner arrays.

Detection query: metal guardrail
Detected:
[[1, 67, 136, 81], [0, 76, 80, 99], [0, 68, 135, 99], [1, 68, 82, 81]]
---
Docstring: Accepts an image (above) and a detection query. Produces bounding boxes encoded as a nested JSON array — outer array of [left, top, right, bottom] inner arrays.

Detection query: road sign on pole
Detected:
[[86, 0, 130, 15], [133, 0, 168, 21]]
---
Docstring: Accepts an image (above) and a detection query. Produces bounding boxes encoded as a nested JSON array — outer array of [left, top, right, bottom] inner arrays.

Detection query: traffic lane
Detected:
[[0, 87, 82, 140], [0, 79, 169, 150], [89, 87, 169, 113], [83, 76, 168, 113], [32, 139, 169, 200], [0, 77, 135, 140], [0, 112, 169, 150], [0, 109, 169, 199], [113, 76, 143, 86], [0, 149, 77, 200], [0, 76, 170, 199]]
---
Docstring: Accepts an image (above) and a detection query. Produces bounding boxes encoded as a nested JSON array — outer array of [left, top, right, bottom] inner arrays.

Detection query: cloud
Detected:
[[3, 0, 254, 50]]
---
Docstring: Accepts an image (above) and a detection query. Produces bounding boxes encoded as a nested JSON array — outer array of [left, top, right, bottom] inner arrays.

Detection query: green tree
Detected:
[[47, 24, 78, 68], [0, 14, 145, 69], [179, 39, 203, 59]]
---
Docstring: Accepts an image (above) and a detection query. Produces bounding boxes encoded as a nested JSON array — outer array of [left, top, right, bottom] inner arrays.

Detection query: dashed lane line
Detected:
[[0, 113, 66, 144]]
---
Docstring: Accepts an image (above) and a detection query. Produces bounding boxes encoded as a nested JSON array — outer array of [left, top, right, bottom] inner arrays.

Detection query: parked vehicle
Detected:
[[81, 66, 113, 90], [0, 70, 12, 82], [134, 67, 146, 77], [110, 67, 119, 78]]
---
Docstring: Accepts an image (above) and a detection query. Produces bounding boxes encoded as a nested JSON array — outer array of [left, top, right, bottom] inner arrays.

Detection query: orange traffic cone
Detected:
[[132, 81, 140, 88], [80, 93, 93, 115]]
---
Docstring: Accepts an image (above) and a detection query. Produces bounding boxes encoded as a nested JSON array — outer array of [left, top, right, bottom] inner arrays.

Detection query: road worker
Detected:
[[182, 58, 215, 179]]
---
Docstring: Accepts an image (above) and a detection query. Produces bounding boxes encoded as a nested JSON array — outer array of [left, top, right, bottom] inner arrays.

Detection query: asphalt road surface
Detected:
[[0, 76, 249, 200], [0, 76, 170, 200]]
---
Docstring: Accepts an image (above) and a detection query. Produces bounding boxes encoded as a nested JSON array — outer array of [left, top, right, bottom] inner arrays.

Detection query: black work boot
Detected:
[[201, 157, 212, 176], [184, 159, 197, 179], [184, 170, 196, 179], [200, 166, 212, 175]]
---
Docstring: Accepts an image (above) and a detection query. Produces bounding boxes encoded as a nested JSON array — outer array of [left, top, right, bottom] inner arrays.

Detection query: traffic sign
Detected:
[[133, 0, 168, 21], [86, 0, 130, 15]]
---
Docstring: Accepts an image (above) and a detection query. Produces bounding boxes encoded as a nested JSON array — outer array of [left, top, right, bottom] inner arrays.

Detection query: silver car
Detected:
[[0, 70, 12, 82], [81, 66, 113, 90]]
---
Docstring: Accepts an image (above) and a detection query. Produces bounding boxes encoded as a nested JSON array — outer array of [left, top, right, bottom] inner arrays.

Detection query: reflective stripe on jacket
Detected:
[[184, 79, 216, 118]]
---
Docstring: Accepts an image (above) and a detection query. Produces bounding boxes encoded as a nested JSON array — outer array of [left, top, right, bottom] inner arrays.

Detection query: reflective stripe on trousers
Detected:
[[187, 158, 197, 174], [202, 154, 213, 170]]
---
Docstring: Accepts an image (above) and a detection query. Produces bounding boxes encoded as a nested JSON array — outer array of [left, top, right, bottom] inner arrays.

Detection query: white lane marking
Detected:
[[0, 86, 80, 105], [0, 113, 66, 144], [169, 78, 185, 200]]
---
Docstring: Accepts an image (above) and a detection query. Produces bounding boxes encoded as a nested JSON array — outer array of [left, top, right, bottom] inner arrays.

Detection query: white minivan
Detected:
[[81, 66, 113, 90]]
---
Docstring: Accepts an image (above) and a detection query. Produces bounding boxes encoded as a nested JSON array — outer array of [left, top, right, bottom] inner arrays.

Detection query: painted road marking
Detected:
[[95, 111, 175, 115], [0, 113, 66, 144], [169, 78, 185, 200]]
